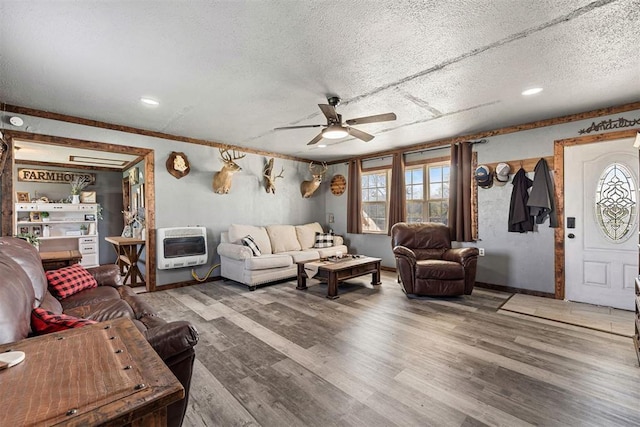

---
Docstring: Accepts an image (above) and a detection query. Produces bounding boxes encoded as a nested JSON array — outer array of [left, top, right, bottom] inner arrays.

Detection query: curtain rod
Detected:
[[345, 139, 488, 164], [404, 139, 487, 156]]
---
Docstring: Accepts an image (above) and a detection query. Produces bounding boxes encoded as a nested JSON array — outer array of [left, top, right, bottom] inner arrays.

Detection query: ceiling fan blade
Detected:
[[348, 127, 375, 142], [318, 104, 339, 122], [345, 112, 397, 126], [307, 133, 324, 146], [274, 124, 323, 130]]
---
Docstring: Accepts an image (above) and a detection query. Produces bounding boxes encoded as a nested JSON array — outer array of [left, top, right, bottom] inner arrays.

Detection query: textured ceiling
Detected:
[[1, 0, 639, 161]]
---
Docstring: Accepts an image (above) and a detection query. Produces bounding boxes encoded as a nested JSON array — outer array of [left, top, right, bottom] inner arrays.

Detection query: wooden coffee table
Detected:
[[296, 256, 382, 299]]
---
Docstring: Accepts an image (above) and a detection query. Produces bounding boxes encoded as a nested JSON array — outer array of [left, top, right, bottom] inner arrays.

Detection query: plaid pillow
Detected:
[[45, 264, 98, 299], [31, 307, 97, 334], [313, 232, 334, 248], [242, 235, 262, 256]]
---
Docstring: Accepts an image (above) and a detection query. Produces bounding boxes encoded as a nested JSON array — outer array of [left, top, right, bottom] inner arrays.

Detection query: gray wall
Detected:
[[5, 107, 639, 291]]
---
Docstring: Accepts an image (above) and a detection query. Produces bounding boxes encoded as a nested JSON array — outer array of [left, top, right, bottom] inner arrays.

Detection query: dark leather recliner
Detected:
[[391, 222, 479, 296]]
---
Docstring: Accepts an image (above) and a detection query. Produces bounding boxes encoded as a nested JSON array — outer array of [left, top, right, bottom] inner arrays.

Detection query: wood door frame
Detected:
[[1, 130, 158, 292], [554, 128, 639, 299]]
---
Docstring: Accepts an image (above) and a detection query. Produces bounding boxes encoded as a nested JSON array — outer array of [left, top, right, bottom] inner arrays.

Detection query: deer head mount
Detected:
[[300, 161, 328, 198], [263, 158, 284, 194], [212, 148, 245, 194]]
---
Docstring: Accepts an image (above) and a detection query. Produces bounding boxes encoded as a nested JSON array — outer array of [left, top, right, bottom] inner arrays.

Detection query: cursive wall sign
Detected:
[[578, 117, 640, 134]]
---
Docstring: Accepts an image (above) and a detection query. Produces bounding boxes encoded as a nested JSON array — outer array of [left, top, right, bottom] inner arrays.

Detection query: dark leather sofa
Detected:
[[0, 237, 198, 427], [391, 222, 479, 296]]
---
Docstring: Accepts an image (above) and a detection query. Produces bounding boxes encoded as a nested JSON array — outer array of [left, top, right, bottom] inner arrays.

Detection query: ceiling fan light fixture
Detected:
[[322, 125, 348, 139]]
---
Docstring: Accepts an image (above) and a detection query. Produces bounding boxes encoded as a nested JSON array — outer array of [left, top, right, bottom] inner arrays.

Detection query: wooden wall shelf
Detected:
[[484, 156, 554, 174]]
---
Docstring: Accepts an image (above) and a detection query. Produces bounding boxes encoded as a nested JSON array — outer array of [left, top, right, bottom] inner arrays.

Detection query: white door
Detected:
[[565, 137, 637, 310]]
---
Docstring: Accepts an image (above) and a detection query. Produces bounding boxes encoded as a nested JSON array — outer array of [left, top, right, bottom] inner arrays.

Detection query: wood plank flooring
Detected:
[[141, 272, 640, 427]]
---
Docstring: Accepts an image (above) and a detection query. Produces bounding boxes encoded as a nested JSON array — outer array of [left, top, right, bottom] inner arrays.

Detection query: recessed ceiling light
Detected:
[[521, 87, 543, 96], [317, 144, 327, 148], [140, 97, 159, 106]]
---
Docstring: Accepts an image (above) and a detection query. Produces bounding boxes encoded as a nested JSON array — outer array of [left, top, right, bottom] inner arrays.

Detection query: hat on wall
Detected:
[[475, 165, 493, 188], [494, 162, 511, 186]]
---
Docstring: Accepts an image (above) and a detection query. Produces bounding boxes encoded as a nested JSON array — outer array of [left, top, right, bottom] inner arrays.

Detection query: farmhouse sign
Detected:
[[17, 169, 96, 185]]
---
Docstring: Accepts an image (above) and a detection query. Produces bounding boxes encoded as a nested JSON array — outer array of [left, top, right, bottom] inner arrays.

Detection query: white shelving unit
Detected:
[[14, 203, 99, 267]]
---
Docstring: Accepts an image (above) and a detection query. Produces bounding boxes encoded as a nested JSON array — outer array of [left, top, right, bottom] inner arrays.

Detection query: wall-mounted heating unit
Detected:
[[157, 226, 207, 270]]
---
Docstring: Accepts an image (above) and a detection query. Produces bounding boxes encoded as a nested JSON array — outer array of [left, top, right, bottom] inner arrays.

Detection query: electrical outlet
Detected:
[[478, 248, 485, 256]]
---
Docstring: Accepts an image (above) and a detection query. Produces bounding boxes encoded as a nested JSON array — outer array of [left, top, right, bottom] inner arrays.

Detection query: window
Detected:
[[595, 162, 636, 241], [405, 161, 450, 224], [361, 170, 390, 233]]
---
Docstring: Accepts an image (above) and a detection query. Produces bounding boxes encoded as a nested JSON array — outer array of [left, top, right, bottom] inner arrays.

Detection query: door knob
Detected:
[[568, 233, 575, 239]]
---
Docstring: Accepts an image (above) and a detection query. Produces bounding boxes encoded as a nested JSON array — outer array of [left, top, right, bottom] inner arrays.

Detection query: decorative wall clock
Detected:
[[330, 174, 346, 196]]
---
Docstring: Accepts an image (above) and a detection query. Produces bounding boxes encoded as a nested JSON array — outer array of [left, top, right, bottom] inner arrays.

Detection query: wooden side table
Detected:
[[105, 236, 146, 287], [39, 250, 83, 271], [0, 317, 183, 426]]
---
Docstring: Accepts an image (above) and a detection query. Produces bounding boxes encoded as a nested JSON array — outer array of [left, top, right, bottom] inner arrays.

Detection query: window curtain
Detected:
[[448, 141, 473, 241], [347, 159, 362, 234], [387, 152, 406, 235]]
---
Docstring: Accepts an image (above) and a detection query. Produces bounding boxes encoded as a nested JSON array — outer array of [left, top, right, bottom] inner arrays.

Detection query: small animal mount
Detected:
[[212, 148, 246, 194], [166, 151, 190, 179], [300, 161, 328, 198], [263, 158, 284, 194]]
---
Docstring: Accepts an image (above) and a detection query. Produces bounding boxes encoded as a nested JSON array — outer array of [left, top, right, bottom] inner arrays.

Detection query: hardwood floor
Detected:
[[141, 272, 640, 426]]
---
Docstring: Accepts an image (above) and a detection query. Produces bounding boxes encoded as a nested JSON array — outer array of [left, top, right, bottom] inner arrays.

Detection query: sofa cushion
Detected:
[[0, 257, 35, 345], [266, 225, 302, 253], [295, 222, 324, 249], [241, 235, 262, 256], [39, 291, 63, 315], [416, 260, 465, 280], [245, 254, 292, 271], [229, 224, 272, 255], [46, 264, 98, 299], [313, 232, 335, 248], [63, 299, 136, 322], [0, 238, 48, 305], [59, 286, 121, 310], [31, 307, 97, 334], [282, 249, 320, 263]]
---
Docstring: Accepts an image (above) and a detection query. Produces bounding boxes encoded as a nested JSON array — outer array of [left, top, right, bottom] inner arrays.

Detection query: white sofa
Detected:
[[217, 222, 348, 290]]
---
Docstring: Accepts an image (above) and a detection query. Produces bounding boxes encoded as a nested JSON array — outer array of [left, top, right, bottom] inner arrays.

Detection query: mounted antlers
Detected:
[[212, 148, 246, 194], [263, 158, 284, 194], [300, 161, 328, 198]]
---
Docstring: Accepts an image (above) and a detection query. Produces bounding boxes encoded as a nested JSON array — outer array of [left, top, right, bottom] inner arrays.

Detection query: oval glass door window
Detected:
[[595, 162, 637, 241]]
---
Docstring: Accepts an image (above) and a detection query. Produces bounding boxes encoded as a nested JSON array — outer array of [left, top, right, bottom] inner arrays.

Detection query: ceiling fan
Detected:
[[274, 97, 397, 145]]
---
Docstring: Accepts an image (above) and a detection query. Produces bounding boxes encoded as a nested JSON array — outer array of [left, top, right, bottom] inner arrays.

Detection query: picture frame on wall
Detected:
[[31, 225, 42, 237], [16, 191, 30, 203], [129, 167, 139, 185], [80, 191, 96, 203]]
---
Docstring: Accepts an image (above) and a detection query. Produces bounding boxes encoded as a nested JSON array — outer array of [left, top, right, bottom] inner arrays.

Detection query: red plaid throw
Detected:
[[45, 264, 98, 299], [31, 307, 97, 334]]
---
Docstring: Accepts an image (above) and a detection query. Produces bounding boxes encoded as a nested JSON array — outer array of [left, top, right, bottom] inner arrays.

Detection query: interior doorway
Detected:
[[1, 130, 158, 291]]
